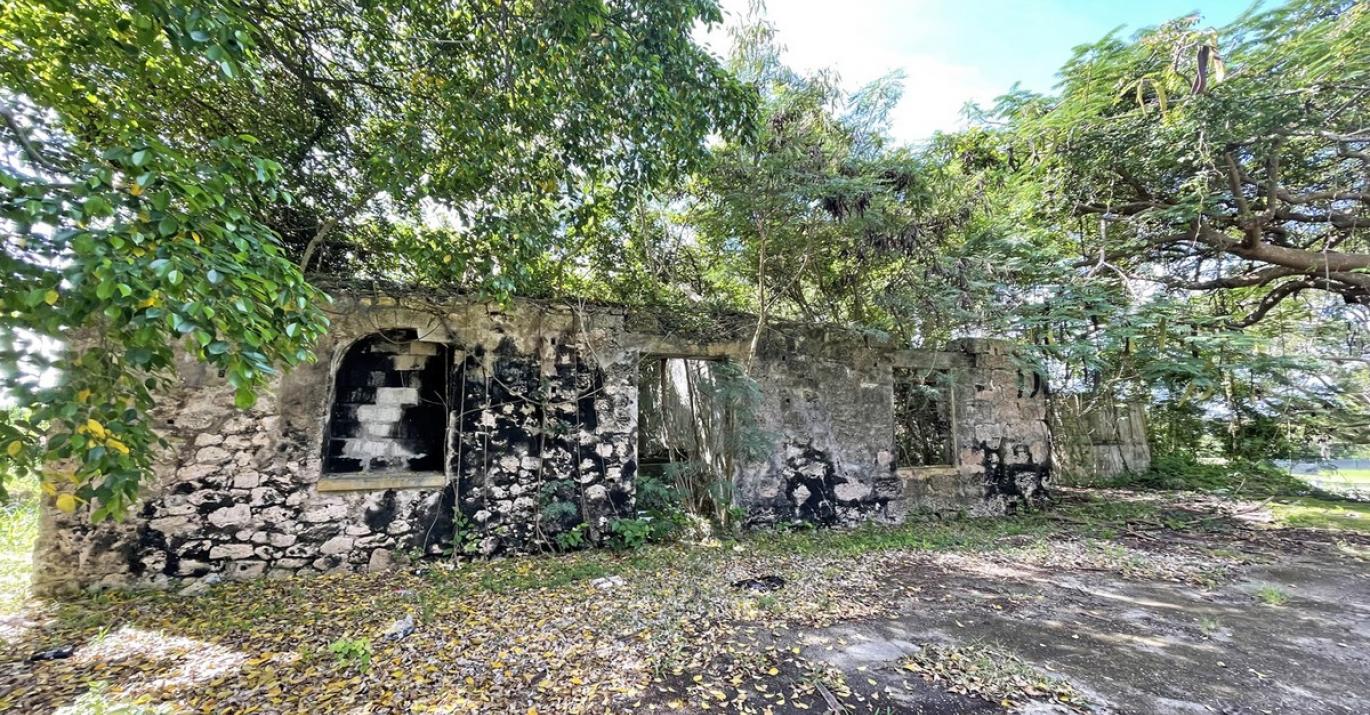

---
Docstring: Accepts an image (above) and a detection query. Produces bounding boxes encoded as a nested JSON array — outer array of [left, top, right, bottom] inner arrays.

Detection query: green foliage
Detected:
[[632, 474, 680, 515], [326, 636, 373, 671], [1254, 585, 1290, 606], [1270, 497, 1370, 533], [1104, 452, 1318, 498], [983, 0, 1369, 312], [1, 3, 329, 517], [605, 474, 688, 550], [539, 499, 579, 526], [1, 0, 753, 518], [550, 7, 985, 344], [0, 467, 37, 613], [678, 12, 965, 338], [552, 523, 589, 552], [537, 479, 581, 525], [938, 0, 1370, 467], [606, 516, 656, 550]]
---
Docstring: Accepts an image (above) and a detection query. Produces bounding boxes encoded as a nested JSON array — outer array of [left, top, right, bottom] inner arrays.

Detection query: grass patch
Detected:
[[1270, 497, 1370, 533], [747, 496, 1166, 558], [1255, 585, 1290, 606], [1309, 468, 1370, 483], [0, 489, 1171, 625], [472, 555, 612, 593], [0, 473, 39, 614]]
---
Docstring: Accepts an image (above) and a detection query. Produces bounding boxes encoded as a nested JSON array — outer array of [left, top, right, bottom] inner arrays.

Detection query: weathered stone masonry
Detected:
[[35, 293, 1051, 593]]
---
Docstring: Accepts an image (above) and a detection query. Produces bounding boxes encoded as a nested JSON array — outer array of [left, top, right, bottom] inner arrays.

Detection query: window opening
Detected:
[[324, 329, 450, 474], [893, 368, 954, 467]]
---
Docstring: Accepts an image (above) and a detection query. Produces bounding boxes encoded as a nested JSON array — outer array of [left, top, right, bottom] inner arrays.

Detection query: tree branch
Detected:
[[0, 106, 59, 171], [1232, 280, 1315, 328]]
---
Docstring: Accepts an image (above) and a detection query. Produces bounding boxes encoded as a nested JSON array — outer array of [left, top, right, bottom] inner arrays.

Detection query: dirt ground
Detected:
[[1, 491, 1367, 714], [798, 537, 1370, 714]]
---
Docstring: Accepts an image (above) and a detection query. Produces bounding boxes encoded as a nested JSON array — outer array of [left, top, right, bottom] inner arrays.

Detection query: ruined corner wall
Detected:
[[737, 335, 1053, 526], [943, 339, 1052, 514], [35, 297, 1053, 594]]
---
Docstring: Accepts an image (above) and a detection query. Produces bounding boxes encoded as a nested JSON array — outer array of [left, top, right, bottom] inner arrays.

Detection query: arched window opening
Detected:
[[324, 329, 450, 474]]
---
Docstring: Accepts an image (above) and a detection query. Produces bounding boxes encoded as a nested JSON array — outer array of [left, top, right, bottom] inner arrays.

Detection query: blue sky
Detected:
[[703, 0, 1268, 143]]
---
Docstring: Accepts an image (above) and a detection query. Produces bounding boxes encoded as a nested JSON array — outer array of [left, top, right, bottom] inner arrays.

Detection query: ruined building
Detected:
[[35, 290, 1051, 593]]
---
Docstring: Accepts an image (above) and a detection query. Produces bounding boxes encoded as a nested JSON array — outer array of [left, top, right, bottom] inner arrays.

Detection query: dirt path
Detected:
[[797, 546, 1370, 713]]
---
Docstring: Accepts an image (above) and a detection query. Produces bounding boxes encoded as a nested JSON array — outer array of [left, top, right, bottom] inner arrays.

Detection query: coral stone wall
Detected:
[[944, 339, 1053, 514], [33, 358, 453, 593], [34, 295, 1052, 593], [738, 342, 901, 526]]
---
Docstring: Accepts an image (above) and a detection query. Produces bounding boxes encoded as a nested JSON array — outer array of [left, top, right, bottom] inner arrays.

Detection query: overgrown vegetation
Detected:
[[1101, 452, 1320, 498], [326, 637, 373, 672], [1255, 585, 1291, 606], [0, 0, 750, 517], [1269, 497, 1370, 533], [6, 488, 1360, 711]]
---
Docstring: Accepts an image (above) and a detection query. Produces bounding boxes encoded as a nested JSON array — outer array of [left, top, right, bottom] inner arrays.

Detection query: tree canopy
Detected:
[[991, 0, 1368, 324], [0, 0, 751, 516], [954, 0, 1369, 454]]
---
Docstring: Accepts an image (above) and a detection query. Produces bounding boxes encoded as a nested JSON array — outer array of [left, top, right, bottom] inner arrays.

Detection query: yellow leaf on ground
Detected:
[[55, 493, 77, 513]]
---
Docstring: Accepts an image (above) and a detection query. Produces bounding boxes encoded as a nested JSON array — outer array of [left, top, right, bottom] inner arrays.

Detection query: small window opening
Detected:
[[893, 368, 953, 467], [324, 329, 450, 474]]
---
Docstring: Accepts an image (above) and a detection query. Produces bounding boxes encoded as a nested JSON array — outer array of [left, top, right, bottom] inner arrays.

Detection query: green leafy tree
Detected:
[[941, 0, 1370, 462], [1, 3, 329, 518], [0, 0, 752, 518], [992, 0, 1368, 323], [674, 9, 977, 353]]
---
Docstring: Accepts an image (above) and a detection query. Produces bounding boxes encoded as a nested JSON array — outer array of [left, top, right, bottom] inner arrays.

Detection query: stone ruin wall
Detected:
[[34, 294, 1052, 594], [1050, 395, 1152, 482]]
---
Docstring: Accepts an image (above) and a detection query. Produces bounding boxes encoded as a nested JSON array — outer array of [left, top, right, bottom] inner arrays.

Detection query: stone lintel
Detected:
[[317, 472, 448, 492]]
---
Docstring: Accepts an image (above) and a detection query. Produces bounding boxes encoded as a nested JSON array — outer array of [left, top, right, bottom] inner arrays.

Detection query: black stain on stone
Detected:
[[773, 442, 886, 527], [452, 340, 626, 555], [607, 483, 633, 513], [408, 485, 456, 555], [364, 490, 399, 532], [978, 438, 1049, 510], [131, 525, 167, 577], [196, 493, 236, 515]]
